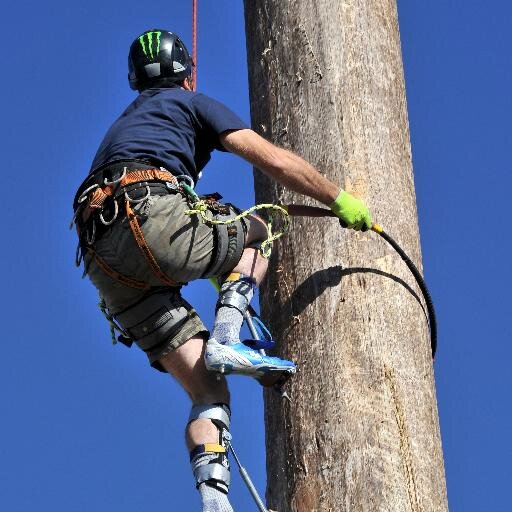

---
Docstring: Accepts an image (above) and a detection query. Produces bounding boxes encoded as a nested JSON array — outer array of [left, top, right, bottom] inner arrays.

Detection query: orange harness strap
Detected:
[[82, 186, 113, 223], [81, 169, 178, 223], [119, 169, 178, 187], [125, 199, 181, 288]]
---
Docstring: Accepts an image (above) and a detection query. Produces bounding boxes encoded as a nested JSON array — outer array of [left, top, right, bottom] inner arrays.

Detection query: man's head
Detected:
[[128, 29, 193, 92]]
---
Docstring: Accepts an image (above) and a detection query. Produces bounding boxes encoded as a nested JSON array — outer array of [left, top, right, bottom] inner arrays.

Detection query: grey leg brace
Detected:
[[216, 275, 255, 314], [189, 403, 231, 493], [211, 274, 256, 346]]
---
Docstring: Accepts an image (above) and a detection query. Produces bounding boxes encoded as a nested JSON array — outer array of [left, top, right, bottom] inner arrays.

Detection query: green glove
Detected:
[[330, 189, 372, 231]]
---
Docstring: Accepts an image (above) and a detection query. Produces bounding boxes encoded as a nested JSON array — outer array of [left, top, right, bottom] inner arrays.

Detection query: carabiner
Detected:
[[77, 184, 99, 204], [103, 167, 127, 186], [99, 199, 119, 226], [175, 174, 195, 189], [124, 185, 151, 204]]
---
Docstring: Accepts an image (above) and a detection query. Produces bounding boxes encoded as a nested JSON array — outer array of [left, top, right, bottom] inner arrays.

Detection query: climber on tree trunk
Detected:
[[72, 28, 371, 512]]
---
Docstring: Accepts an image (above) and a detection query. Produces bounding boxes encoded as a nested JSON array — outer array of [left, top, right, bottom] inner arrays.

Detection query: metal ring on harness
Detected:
[[77, 184, 99, 204], [99, 198, 119, 226], [174, 173, 195, 188], [165, 181, 180, 192], [124, 185, 151, 204], [71, 184, 101, 230], [103, 166, 127, 186]]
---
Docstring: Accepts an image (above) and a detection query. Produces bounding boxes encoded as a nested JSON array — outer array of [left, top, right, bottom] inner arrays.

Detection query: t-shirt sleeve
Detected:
[[190, 93, 248, 151]]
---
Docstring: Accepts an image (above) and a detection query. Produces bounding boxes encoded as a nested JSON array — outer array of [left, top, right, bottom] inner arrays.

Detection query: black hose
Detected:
[[375, 228, 437, 359], [284, 204, 437, 359]]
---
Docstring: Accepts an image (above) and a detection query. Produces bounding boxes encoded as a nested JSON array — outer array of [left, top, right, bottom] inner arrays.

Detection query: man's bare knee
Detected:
[[186, 417, 219, 450], [226, 213, 268, 284], [245, 213, 268, 247]]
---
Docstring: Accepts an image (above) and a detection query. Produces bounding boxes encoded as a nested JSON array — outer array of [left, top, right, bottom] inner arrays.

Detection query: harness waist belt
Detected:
[[79, 169, 179, 224], [74, 159, 160, 209], [90, 182, 176, 235]]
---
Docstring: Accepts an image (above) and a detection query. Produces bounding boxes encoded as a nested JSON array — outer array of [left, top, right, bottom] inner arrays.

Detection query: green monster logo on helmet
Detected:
[[139, 31, 162, 60]]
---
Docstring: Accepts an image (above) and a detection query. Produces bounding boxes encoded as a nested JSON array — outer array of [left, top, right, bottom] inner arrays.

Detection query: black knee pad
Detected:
[[114, 289, 191, 351]]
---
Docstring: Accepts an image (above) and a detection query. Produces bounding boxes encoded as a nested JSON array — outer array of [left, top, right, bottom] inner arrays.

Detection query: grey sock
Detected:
[[211, 275, 255, 346], [199, 483, 234, 512]]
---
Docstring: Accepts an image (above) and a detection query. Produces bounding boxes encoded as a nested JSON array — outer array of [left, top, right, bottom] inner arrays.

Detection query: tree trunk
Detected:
[[243, 1, 448, 511]]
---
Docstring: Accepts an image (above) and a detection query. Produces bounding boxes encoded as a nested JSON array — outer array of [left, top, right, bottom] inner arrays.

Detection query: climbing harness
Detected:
[[73, 161, 259, 346], [73, 167, 183, 288]]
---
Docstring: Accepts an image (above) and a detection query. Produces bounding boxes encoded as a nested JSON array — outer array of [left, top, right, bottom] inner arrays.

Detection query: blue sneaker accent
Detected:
[[242, 338, 276, 351], [204, 339, 297, 377]]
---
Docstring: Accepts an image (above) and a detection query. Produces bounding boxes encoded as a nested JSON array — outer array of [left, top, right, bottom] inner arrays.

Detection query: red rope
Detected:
[[192, 0, 197, 90]]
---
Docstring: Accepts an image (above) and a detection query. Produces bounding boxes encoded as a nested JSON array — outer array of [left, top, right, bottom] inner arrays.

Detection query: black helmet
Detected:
[[128, 29, 192, 91]]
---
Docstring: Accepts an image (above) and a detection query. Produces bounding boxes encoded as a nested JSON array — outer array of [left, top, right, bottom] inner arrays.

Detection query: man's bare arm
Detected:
[[219, 129, 339, 206]]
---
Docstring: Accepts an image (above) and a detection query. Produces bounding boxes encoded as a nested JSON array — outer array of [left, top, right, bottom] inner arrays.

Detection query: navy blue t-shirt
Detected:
[[90, 87, 248, 183]]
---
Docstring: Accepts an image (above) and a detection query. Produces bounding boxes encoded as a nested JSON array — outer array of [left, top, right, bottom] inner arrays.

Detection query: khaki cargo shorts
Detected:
[[84, 191, 249, 371]]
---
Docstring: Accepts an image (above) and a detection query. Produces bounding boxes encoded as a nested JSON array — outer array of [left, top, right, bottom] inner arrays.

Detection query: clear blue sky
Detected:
[[1, 1, 510, 511]]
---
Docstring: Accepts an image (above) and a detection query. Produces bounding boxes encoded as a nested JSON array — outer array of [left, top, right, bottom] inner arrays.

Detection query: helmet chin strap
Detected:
[[182, 77, 194, 91]]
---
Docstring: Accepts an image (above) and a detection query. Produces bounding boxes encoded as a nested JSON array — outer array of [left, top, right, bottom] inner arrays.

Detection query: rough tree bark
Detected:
[[243, 1, 448, 511]]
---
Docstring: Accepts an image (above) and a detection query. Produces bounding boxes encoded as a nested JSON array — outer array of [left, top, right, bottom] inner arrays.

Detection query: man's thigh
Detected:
[[140, 193, 216, 283], [87, 242, 208, 372]]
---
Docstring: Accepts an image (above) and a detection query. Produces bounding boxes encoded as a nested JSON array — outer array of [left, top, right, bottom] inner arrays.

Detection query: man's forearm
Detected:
[[263, 147, 339, 205], [220, 129, 339, 206], [221, 128, 372, 231]]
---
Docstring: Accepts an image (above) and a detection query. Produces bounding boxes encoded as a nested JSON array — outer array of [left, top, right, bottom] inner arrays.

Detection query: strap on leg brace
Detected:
[[189, 403, 232, 493], [216, 273, 256, 314]]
